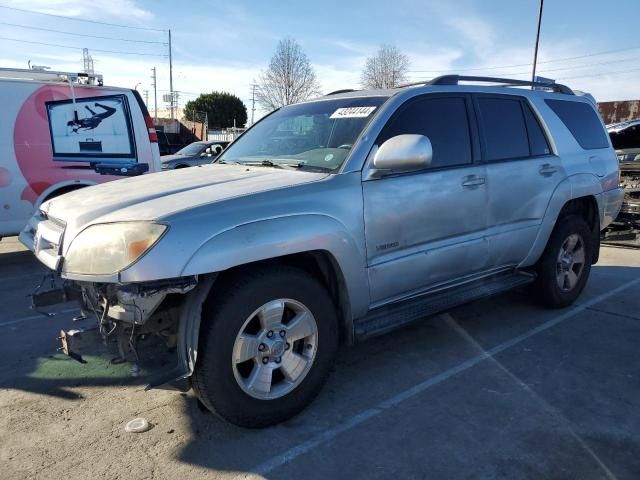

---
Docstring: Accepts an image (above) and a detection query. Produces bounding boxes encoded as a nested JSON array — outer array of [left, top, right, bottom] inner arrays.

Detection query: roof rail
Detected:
[[326, 88, 357, 96], [0, 67, 104, 86], [398, 75, 573, 95]]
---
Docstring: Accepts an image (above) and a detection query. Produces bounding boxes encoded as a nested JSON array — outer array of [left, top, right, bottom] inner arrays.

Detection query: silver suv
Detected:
[[21, 75, 623, 427]]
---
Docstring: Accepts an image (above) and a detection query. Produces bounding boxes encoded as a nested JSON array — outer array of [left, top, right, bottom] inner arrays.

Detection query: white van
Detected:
[[0, 68, 161, 238]]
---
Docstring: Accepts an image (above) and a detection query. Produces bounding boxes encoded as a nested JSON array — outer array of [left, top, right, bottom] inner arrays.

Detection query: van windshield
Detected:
[[217, 96, 388, 172]]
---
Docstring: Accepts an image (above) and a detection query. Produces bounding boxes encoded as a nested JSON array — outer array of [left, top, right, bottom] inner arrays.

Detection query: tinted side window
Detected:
[[522, 103, 551, 156], [477, 97, 529, 161], [378, 97, 472, 168], [545, 99, 609, 150]]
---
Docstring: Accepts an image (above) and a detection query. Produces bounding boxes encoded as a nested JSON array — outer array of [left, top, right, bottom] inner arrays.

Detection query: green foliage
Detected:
[[183, 92, 247, 128]]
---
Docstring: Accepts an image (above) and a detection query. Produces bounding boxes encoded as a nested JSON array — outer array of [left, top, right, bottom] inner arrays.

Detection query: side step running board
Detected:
[[354, 271, 535, 341]]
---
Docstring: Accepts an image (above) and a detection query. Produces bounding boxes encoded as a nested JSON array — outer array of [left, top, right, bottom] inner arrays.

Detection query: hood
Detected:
[[161, 154, 192, 163], [43, 164, 328, 234]]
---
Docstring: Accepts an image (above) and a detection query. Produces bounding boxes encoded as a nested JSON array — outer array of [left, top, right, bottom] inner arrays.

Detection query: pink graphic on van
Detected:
[[13, 85, 116, 205]]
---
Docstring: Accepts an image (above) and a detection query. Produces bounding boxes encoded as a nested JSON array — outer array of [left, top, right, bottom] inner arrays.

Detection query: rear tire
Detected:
[[192, 265, 339, 428], [532, 214, 593, 308]]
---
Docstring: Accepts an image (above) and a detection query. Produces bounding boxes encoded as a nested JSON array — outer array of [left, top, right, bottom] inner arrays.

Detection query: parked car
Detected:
[[161, 140, 229, 169], [21, 75, 622, 428], [0, 68, 161, 239], [606, 120, 640, 237]]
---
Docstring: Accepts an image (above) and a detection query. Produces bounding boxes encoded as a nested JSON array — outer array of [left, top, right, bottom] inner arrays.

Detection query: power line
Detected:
[[0, 36, 168, 57], [407, 45, 640, 74], [556, 67, 640, 80], [0, 4, 166, 31], [0, 21, 168, 44], [408, 57, 640, 81]]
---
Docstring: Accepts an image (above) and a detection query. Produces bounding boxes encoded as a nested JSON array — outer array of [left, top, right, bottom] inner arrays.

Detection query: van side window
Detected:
[[477, 97, 529, 161], [545, 99, 609, 150], [378, 97, 472, 168], [522, 102, 551, 156]]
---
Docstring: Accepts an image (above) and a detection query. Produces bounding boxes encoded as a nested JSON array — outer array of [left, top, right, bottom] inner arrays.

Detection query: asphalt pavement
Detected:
[[1, 236, 639, 480]]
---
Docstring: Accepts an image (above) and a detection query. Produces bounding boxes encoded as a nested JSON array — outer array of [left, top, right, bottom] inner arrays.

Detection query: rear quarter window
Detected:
[[545, 99, 609, 150]]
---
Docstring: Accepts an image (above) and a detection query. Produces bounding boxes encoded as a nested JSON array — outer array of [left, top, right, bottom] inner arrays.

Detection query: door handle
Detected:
[[462, 175, 485, 188], [539, 163, 557, 176]]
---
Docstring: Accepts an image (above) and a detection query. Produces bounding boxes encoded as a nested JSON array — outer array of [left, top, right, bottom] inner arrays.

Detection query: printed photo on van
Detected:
[[45, 94, 136, 162]]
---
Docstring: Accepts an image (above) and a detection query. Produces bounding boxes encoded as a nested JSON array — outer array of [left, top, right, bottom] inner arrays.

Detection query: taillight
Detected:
[[144, 115, 158, 143]]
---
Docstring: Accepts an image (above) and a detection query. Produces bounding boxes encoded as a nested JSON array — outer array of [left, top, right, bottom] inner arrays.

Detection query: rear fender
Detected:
[[519, 173, 602, 267]]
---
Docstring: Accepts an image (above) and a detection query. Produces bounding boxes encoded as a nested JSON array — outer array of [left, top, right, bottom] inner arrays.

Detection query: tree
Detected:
[[256, 37, 322, 111], [361, 45, 410, 89], [183, 92, 247, 129]]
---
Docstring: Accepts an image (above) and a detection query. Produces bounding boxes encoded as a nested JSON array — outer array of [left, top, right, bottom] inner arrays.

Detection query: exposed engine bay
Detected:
[[32, 275, 199, 383], [604, 121, 640, 245]]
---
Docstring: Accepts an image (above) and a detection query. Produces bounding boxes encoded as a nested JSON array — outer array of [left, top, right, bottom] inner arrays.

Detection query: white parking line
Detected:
[[0, 307, 78, 328], [445, 313, 617, 480], [237, 278, 640, 479]]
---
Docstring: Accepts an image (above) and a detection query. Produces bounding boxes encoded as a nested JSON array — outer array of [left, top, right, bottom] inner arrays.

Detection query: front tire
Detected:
[[192, 266, 339, 428], [532, 214, 593, 308]]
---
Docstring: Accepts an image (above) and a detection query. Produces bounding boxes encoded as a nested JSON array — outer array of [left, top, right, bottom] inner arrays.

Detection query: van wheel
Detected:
[[192, 266, 338, 428], [532, 214, 593, 308]]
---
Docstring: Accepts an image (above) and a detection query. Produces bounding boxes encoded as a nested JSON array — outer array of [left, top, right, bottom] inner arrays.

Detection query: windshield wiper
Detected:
[[239, 160, 293, 169]]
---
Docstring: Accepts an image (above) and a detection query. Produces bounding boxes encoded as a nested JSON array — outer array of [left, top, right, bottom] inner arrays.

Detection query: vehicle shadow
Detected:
[[1, 264, 638, 478]]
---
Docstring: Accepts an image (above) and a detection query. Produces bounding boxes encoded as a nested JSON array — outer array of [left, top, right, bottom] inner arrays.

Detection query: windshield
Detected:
[[608, 123, 640, 151], [217, 96, 388, 172], [176, 142, 205, 156]]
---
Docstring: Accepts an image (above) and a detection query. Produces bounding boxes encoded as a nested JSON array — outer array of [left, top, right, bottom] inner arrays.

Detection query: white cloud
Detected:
[[6, 0, 153, 20]]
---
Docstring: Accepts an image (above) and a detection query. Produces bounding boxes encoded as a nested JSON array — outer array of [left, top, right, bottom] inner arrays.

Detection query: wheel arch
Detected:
[[209, 250, 355, 345], [519, 174, 602, 268], [159, 249, 356, 391]]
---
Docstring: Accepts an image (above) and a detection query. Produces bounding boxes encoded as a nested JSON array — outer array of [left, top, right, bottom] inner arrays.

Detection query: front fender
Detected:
[[181, 214, 370, 318], [519, 173, 602, 268]]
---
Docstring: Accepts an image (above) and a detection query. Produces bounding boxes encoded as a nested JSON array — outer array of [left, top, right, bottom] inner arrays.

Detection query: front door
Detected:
[[363, 94, 489, 306]]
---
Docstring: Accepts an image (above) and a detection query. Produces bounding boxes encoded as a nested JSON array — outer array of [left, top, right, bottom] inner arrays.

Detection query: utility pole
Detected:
[[174, 91, 180, 118], [150, 67, 158, 121], [143, 89, 149, 108], [204, 112, 208, 141], [250, 83, 257, 126], [82, 48, 94, 74], [168, 29, 174, 120], [531, 0, 544, 84]]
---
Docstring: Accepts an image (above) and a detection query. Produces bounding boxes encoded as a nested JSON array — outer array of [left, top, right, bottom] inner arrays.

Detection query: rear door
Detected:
[[475, 94, 566, 268], [363, 94, 489, 305]]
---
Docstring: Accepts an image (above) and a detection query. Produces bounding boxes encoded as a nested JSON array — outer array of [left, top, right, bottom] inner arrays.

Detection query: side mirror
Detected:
[[372, 134, 432, 177]]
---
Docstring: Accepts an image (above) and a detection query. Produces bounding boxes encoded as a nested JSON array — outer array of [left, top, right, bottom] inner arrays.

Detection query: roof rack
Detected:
[[0, 67, 103, 86], [399, 74, 573, 95], [326, 88, 357, 96]]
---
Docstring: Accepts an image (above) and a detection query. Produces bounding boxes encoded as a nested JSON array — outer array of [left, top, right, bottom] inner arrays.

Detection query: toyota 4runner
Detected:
[[20, 75, 624, 427]]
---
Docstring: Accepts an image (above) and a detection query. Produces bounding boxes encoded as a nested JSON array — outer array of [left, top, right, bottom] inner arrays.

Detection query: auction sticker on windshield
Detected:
[[330, 106, 377, 119]]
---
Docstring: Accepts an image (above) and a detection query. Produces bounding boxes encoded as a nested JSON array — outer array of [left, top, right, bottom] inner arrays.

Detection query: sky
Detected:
[[1, 0, 639, 122]]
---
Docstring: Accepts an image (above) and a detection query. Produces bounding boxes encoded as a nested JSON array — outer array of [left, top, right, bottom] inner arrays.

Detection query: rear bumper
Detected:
[[598, 187, 625, 230]]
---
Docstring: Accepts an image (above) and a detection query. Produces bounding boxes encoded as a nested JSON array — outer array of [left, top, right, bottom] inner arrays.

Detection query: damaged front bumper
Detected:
[[30, 273, 211, 390], [20, 209, 217, 390]]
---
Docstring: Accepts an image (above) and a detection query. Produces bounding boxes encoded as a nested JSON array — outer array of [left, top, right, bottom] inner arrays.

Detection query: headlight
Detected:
[[63, 223, 167, 275]]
